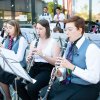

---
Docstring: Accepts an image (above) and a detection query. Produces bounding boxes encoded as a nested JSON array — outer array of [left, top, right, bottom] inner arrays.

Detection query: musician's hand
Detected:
[[26, 50, 33, 63], [56, 57, 74, 71], [56, 69, 62, 77], [32, 48, 43, 56], [57, 57, 69, 68], [54, 18, 59, 22], [26, 55, 32, 63], [29, 47, 39, 55]]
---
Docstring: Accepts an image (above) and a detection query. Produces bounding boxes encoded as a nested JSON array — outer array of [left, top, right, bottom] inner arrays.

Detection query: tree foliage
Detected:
[[47, 2, 62, 17], [48, 2, 54, 14]]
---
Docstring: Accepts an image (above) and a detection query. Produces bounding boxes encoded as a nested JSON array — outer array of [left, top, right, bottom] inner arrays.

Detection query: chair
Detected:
[[85, 33, 100, 48]]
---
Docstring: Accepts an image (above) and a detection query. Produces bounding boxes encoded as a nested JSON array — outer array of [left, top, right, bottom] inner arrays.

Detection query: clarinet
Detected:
[[41, 38, 69, 100], [26, 36, 39, 73], [22, 36, 39, 84]]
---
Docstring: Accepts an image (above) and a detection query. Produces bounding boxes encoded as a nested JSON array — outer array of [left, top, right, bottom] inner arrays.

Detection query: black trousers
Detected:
[[15, 62, 53, 100], [40, 81, 99, 100], [0, 66, 16, 85]]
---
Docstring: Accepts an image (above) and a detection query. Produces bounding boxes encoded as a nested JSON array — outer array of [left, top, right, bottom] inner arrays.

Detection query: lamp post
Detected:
[[31, 0, 35, 24], [89, 0, 92, 22], [89, 0, 92, 32], [62, 0, 65, 13], [53, 0, 58, 15], [11, 0, 15, 20]]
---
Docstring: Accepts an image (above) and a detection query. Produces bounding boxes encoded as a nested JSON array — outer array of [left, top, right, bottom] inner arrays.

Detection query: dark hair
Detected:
[[53, 26, 62, 33], [37, 19, 50, 38], [65, 16, 85, 34], [43, 6, 48, 9], [56, 7, 61, 10], [7, 20, 21, 37], [96, 20, 99, 23]]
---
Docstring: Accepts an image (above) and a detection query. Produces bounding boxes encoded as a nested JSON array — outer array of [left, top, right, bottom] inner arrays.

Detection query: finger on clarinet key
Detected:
[[56, 70, 62, 77], [26, 56, 32, 62], [55, 62, 60, 66]]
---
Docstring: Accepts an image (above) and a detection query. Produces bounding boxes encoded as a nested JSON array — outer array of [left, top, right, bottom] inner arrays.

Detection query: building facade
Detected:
[[0, 0, 46, 30]]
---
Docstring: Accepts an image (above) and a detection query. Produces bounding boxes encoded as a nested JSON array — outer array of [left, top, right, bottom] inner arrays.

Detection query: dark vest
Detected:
[[4, 35, 27, 67], [42, 13, 49, 16]]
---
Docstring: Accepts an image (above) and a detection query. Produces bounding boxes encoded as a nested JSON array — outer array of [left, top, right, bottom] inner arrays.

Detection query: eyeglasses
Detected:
[[64, 27, 77, 32]]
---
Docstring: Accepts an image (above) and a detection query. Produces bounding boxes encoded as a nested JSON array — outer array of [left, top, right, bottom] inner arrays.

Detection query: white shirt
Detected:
[[72, 35, 100, 84], [39, 13, 52, 23], [30, 38, 56, 63], [3, 36, 28, 62], [58, 36, 100, 83], [53, 13, 65, 29]]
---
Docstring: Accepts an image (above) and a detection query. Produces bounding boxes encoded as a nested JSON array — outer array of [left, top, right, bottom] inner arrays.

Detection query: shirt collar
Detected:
[[44, 13, 47, 15], [13, 37, 17, 41], [76, 35, 85, 49]]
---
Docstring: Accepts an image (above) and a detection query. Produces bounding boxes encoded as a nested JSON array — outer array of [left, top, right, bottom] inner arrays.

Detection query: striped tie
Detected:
[[61, 43, 75, 84], [8, 37, 13, 50], [62, 37, 81, 84], [66, 43, 74, 62]]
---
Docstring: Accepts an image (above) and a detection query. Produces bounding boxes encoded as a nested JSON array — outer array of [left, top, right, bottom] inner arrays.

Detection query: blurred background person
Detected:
[[0, 21, 8, 43], [0, 21, 7, 38], [53, 7, 66, 32], [53, 26, 63, 33], [39, 6, 52, 23]]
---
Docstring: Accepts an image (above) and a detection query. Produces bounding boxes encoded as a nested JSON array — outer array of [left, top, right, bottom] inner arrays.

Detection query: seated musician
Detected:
[[0, 20, 28, 100], [40, 16, 100, 100], [15, 19, 60, 100]]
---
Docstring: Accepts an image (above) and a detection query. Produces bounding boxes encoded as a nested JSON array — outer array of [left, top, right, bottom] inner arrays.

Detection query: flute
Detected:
[[41, 38, 69, 100]]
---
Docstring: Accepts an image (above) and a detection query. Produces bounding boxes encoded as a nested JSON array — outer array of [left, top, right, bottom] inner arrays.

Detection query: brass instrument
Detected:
[[40, 38, 69, 100]]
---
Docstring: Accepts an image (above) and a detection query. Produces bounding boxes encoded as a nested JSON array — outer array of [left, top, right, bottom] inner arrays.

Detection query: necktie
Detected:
[[62, 37, 81, 84], [66, 43, 75, 61], [61, 43, 75, 84], [8, 37, 13, 50]]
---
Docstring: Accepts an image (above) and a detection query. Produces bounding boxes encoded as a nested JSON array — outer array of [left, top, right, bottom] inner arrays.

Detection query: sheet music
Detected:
[[0, 47, 36, 84]]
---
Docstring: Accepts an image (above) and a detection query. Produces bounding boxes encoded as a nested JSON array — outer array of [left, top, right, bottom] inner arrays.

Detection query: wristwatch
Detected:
[[72, 66, 76, 71]]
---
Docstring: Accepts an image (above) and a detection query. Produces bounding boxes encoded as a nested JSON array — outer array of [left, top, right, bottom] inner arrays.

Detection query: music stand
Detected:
[[0, 47, 36, 84], [0, 48, 37, 100]]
